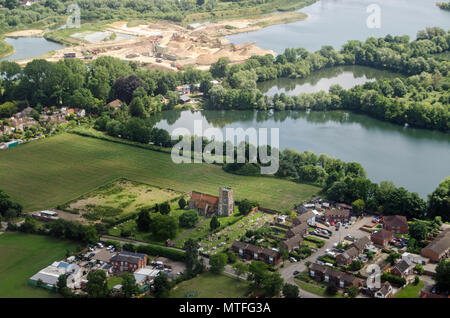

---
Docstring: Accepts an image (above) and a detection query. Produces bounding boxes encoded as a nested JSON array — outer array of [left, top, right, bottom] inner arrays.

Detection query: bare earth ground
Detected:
[[5, 29, 45, 37], [17, 11, 308, 69]]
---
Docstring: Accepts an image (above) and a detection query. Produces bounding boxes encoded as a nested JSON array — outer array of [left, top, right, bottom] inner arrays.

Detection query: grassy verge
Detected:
[[170, 272, 250, 298], [295, 278, 344, 298], [0, 133, 320, 212], [394, 281, 424, 298], [0, 38, 14, 59], [0, 232, 81, 298]]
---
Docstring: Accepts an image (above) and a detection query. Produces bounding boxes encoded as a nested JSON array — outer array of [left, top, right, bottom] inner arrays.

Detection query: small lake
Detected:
[[154, 109, 450, 199], [0, 37, 65, 61], [227, 0, 450, 53], [258, 65, 402, 96]]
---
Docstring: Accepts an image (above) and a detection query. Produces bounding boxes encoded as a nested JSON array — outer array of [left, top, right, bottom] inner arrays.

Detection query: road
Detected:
[[279, 216, 373, 297]]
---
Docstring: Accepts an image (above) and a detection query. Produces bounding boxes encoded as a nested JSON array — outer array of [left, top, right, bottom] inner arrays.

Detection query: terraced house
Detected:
[[309, 263, 360, 289]]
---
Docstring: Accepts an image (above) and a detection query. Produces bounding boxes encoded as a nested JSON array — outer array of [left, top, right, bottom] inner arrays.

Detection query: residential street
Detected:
[[279, 216, 373, 297]]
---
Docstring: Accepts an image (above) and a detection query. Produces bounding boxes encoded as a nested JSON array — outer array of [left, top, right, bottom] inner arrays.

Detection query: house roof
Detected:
[[383, 215, 408, 228], [111, 251, 146, 264], [422, 228, 450, 256], [371, 229, 393, 241], [180, 94, 191, 102], [190, 191, 219, 213], [351, 236, 371, 251], [340, 246, 359, 260], [378, 282, 392, 295], [281, 234, 303, 250], [288, 223, 308, 235], [295, 210, 315, 223], [324, 209, 350, 217], [232, 241, 248, 250], [393, 259, 412, 273], [106, 99, 122, 108], [310, 263, 358, 283]]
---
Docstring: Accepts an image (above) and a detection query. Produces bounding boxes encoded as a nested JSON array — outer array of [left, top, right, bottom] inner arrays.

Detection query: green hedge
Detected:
[[136, 244, 186, 262]]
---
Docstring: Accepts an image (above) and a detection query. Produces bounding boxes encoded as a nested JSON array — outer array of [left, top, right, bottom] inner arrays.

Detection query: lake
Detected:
[[258, 65, 403, 95], [155, 109, 450, 199], [0, 37, 65, 61], [227, 0, 450, 53]]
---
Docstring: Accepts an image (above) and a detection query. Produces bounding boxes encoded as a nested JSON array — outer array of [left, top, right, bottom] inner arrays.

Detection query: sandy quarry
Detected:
[[42, 14, 297, 70]]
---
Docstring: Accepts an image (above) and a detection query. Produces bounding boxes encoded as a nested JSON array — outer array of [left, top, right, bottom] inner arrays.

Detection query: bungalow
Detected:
[[371, 229, 393, 247], [336, 246, 359, 266], [286, 223, 308, 238], [374, 282, 393, 298], [390, 258, 413, 278], [179, 94, 191, 104], [280, 234, 303, 252], [383, 215, 408, 234], [323, 209, 350, 224], [231, 241, 281, 265], [106, 99, 123, 110], [421, 228, 450, 262], [309, 263, 360, 288]]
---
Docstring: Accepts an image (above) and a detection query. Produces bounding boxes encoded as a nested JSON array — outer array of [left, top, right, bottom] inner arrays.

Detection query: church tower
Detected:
[[218, 187, 234, 216]]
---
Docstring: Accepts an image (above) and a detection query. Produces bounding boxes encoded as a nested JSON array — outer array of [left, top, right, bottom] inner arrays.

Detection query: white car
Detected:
[[289, 257, 298, 262]]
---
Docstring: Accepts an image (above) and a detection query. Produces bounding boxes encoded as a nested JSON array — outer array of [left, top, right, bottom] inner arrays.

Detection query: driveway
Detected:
[[279, 216, 373, 297]]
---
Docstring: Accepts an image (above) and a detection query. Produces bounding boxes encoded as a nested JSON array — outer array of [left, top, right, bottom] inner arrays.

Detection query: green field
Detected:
[[0, 133, 319, 212], [170, 272, 250, 298], [0, 232, 80, 298], [394, 280, 424, 298]]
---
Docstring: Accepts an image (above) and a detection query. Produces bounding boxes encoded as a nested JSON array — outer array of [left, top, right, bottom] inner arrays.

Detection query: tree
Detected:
[[409, 222, 427, 241], [326, 282, 338, 295], [232, 262, 248, 279], [387, 252, 401, 265], [149, 213, 178, 240], [159, 202, 171, 215], [184, 238, 199, 275], [178, 198, 187, 210], [347, 285, 359, 298], [262, 273, 284, 297], [86, 270, 110, 298], [210, 57, 230, 78], [349, 259, 363, 271], [129, 97, 146, 118], [137, 210, 151, 232], [238, 199, 253, 216], [122, 272, 139, 298], [179, 210, 198, 228], [434, 259, 450, 292], [351, 199, 365, 216], [56, 274, 67, 292], [153, 272, 171, 298], [428, 177, 450, 222], [210, 215, 220, 231], [247, 261, 268, 289], [282, 283, 299, 298], [112, 75, 144, 104], [209, 253, 228, 274]]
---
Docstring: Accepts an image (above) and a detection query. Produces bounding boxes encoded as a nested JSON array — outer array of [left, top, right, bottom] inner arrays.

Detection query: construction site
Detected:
[[47, 20, 276, 71]]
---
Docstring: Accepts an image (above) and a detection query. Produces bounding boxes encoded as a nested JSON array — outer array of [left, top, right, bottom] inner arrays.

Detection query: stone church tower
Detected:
[[218, 187, 234, 216]]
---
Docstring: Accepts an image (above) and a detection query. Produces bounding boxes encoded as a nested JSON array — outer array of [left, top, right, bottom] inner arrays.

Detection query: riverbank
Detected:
[[0, 37, 14, 59]]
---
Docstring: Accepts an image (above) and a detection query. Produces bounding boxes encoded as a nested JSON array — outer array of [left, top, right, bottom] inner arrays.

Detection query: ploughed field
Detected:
[[0, 133, 319, 212]]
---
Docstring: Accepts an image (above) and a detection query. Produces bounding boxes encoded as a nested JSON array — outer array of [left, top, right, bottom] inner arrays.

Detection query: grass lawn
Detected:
[[295, 279, 344, 298], [394, 281, 424, 298], [170, 272, 250, 298], [0, 133, 319, 212], [107, 276, 123, 289], [0, 232, 81, 298]]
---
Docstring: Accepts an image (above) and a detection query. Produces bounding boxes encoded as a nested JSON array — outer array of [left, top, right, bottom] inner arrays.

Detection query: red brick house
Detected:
[[383, 215, 408, 234], [336, 246, 359, 266], [110, 251, 147, 272], [390, 259, 413, 277], [309, 263, 360, 288], [323, 209, 350, 223], [280, 234, 303, 252], [231, 241, 281, 265], [371, 229, 393, 247], [286, 223, 308, 238]]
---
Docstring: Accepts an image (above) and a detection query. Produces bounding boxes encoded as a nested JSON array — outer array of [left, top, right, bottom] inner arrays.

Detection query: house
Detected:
[[350, 236, 371, 252], [179, 94, 191, 104], [374, 282, 393, 298], [335, 203, 352, 211], [390, 258, 413, 277], [231, 241, 281, 265], [106, 99, 123, 111], [383, 215, 408, 234], [323, 209, 350, 223], [309, 263, 360, 288], [189, 187, 234, 217], [286, 223, 308, 238], [74, 108, 86, 117], [371, 229, 393, 247], [280, 234, 303, 252], [336, 246, 359, 266], [421, 228, 450, 262], [292, 210, 315, 226], [109, 251, 147, 272]]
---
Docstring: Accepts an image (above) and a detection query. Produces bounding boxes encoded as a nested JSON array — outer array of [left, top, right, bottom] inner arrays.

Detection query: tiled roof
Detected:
[[422, 228, 450, 256], [371, 229, 393, 241], [383, 215, 408, 228]]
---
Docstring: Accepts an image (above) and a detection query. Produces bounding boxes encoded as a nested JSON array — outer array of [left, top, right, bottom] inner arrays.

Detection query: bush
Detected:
[[381, 272, 406, 286], [137, 244, 185, 262], [179, 210, 199, 228], [326, 282, 338, 295]]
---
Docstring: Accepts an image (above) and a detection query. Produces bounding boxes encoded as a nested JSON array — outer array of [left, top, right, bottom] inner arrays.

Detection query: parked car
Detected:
[[293, 271, 300, 276], [289, 257, 298, 262]]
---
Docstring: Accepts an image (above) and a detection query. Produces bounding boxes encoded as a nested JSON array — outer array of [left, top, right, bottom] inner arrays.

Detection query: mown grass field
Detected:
[[170, 272, 250, 298], [394, 280, 424, 298], [0, 232, 80, 298], [0, 133, 320, 212]]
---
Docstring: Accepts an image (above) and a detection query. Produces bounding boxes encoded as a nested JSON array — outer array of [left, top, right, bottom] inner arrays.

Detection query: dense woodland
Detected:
[[0, 0, 315, 28]]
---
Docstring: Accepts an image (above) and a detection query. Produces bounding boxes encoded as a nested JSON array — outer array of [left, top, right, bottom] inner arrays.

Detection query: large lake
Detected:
[[227, 0, 450, 53], [155, 109, 450, 199], [0, 37, 64, 61]]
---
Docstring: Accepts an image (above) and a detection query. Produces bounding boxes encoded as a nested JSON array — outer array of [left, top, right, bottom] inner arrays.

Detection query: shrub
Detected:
[[137, 244, 185, 262]]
